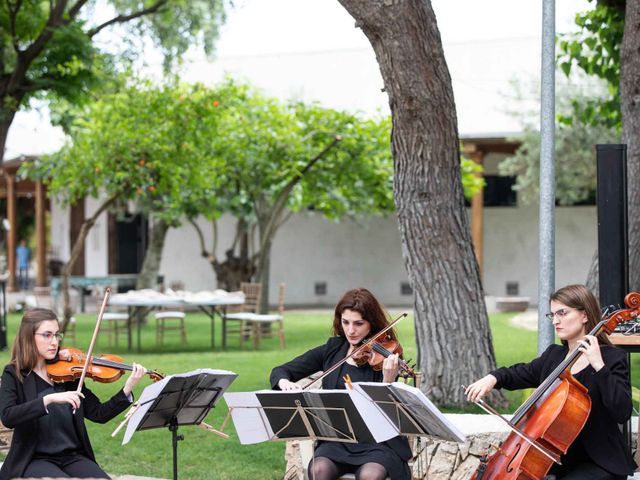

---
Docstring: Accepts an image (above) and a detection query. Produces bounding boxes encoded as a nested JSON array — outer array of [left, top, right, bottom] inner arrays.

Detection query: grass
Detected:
[[0, 310, 638, 479]]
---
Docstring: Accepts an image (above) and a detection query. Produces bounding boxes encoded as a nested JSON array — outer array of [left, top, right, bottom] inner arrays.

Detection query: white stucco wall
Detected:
[[158, 206, 597, 307], [84, 197, 108, 276], [49, 199, 598, 308]]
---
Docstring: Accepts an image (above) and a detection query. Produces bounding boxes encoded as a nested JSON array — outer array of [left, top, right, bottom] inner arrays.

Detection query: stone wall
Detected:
[[284, 414, 639, 479]]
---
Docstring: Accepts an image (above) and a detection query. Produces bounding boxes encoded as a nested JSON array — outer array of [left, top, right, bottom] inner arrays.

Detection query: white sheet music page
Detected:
[[223, 391, 275, 444], [351, 381, 466, 443], [122, 368, 237, 445]]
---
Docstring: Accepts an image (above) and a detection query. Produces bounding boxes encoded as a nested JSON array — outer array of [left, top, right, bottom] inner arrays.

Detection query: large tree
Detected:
[[190, 80, 397, 311], [337, 0, 501, 407], [0, 0, 226, 163]]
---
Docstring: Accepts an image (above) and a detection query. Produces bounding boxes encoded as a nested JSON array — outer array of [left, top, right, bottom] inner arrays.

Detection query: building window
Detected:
[[465, 175, 517, 207], [315, 282, 327, 295], [400, 282, 413, 296]]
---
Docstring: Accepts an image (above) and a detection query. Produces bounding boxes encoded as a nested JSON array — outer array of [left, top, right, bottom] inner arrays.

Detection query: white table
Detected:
[[109, 291, 245, 352]]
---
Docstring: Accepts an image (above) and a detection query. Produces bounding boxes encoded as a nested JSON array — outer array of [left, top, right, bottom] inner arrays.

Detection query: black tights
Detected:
[[23, 455, 110, 479], [308, 456, 387, 480]]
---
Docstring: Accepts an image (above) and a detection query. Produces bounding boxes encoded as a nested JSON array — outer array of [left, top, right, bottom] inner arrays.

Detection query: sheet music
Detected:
[[352, 382, 466, 443], [224, 389, 398, 445], [122, 368, 237, 445]]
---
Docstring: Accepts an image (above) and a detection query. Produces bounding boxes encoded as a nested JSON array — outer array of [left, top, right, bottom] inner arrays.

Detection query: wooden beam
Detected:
[[35, 180, 47, 287], [466, 149, 485, 276]]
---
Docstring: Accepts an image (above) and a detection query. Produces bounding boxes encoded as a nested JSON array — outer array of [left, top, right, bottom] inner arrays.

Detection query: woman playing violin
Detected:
[[465, 284, 636, 479], [0, 308, 147, 480], [270, 288, 411, 480]]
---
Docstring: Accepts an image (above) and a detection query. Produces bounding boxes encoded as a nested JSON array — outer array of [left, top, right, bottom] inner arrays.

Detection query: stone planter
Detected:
[[495, 296, 530, 313]]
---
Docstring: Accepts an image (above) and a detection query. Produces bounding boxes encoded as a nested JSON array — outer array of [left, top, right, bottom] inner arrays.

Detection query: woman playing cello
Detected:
[[465, 284, 636, 479], [270, 288, 412, 480], [0, 308, 147, 479]]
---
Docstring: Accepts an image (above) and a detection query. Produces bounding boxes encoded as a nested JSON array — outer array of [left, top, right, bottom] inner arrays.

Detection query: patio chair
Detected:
[[154, 306, 188, 346], [222, 282, 261, 349], [33, 286, 76, 345], [94, 285, 129, 347], [247, 283, 286, 349]]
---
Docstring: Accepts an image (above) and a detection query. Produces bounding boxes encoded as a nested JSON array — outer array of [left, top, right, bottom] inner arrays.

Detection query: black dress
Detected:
[[0, 364, 133, 480], [270, 336, 412, 480], [490, 344, 636, 476]]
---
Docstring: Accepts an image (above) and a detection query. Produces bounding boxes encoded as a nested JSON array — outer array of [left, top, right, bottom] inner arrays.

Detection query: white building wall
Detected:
[[84, 197, 108, 276], [50, 197, 69, 263], [482, 206, 596, 300], [157, 206, 597, 307]]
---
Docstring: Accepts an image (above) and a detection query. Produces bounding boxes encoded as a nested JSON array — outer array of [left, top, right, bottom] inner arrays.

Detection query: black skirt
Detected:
[[315, 440, 411, 480]]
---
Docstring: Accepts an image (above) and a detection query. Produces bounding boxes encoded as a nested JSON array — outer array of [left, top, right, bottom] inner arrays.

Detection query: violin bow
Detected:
[[303, 312, 407, 390], [75, 286, 112, 394]]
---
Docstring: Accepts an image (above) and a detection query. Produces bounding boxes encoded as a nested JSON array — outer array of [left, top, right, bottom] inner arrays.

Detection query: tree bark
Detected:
[[338, 0, 503, 407], [136, 217, 170, 290], [621, 0, 640, 292]]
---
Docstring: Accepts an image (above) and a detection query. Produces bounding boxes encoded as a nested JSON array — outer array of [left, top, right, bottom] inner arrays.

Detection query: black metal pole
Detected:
[[169, 417, 184, 480]]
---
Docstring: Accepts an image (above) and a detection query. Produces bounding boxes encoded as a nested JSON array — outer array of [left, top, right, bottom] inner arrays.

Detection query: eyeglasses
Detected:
[[544, 308, 580, 321], [34, 332, 64, 342]]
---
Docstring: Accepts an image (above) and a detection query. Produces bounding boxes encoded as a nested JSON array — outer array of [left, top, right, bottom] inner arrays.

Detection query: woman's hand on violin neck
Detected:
[[382, 353, 400, 383], [577, 335, 605, 372], [278, 379, 301, 391], [123, 363, 147, 397], [43, 391, 85, 411], [465, 374, 497, 403]]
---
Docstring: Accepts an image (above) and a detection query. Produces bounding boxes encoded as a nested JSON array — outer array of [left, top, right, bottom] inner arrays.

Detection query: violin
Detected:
[[47, 347, 164, 384], [352, 335, 416, 378]]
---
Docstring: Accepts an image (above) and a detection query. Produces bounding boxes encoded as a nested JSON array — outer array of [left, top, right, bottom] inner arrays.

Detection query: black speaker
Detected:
[[596, 144, 628, 309]]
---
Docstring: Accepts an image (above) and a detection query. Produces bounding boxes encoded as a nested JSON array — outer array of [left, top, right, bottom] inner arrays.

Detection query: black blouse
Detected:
[[490, 344, 636, 475]]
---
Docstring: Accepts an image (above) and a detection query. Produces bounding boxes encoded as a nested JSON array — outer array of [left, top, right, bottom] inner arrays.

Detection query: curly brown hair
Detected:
[[331, 288, 398, 341]]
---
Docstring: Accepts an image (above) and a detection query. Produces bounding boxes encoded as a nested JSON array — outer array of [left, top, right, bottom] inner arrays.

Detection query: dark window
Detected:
[[465, 175, 517, 207], [506, 281, 519, 296], [315, 282, 327, 295], [400, 282, 413, 296]]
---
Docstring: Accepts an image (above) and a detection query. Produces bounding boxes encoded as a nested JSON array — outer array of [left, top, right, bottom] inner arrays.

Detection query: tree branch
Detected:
[[189, 218, 215, 264], [88, 0, 169, 38], [254, 136, 342, 278]]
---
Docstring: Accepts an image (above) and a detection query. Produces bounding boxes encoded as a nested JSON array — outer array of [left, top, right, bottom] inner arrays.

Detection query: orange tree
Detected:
[[22, 81, 225, 329]]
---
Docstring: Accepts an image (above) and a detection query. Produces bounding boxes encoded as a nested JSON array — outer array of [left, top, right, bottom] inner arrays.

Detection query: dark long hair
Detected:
[[550, 284, 611, 346], [331, 288, 398, 341], [10, 308, 59, 382]]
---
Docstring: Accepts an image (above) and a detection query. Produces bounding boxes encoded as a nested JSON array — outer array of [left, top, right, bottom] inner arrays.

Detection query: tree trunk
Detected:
[[621, 0, 640, 292], [338, 0, 503, 407], [0, 107, 17, 165], [135, 217, 170, 290]]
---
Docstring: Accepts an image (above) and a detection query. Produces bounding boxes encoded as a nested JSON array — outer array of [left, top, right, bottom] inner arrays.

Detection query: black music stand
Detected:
[[350, 382, 465, 443], [224, 389, 400, 445], [121, 369, 237, 480]]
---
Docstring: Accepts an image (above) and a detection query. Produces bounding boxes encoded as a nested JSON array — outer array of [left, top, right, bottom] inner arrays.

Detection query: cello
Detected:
[[470, 291, 640, 479]]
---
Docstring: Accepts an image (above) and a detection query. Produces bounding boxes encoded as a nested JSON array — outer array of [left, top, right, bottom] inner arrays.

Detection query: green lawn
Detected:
[[0, 310, 638, 479]]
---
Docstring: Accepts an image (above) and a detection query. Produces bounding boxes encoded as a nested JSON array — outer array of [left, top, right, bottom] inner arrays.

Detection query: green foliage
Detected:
[[499, 83, 619, 205], [557, 0, 624, 129], [204, 79, 397, 224], [0, 0, 227, 137], [21, 81, 225, 223], [460, 155, 485, 200]]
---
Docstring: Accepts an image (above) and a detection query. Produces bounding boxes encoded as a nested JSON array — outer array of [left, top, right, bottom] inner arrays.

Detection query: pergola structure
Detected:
[[462, 136, 520, 276], [0, 156, 48, 292]]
